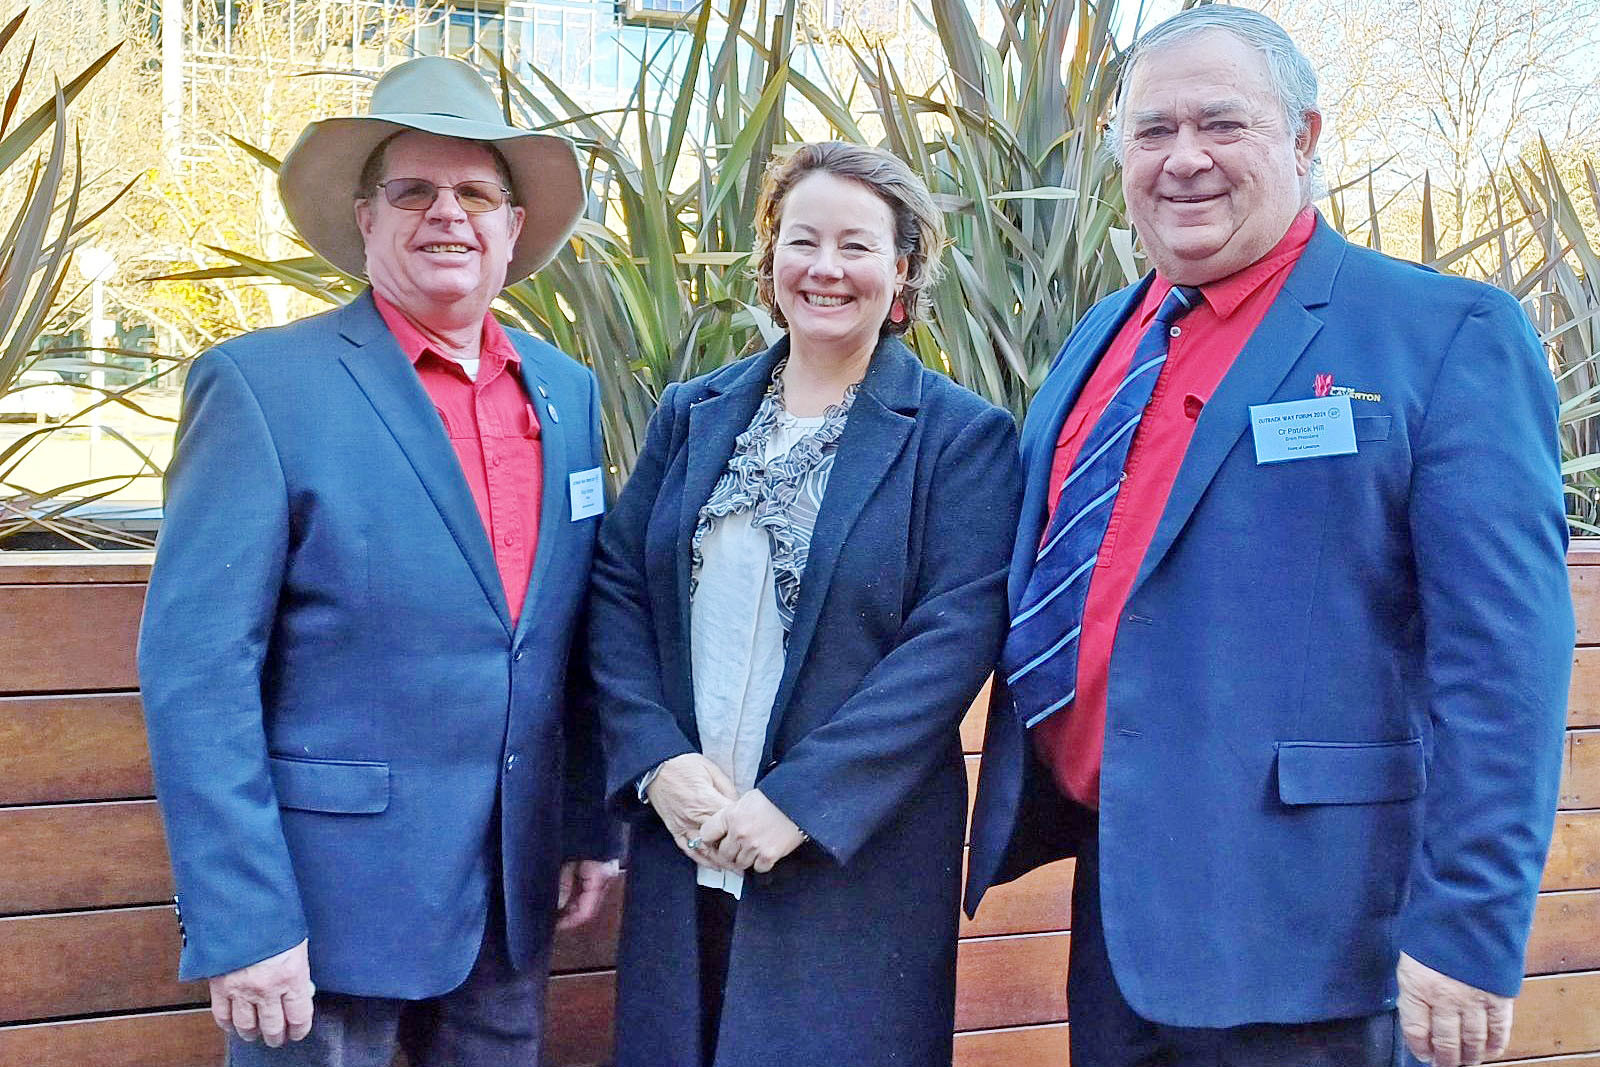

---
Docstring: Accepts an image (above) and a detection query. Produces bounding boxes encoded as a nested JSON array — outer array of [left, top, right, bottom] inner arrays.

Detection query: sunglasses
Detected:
[[372, 178, 511, 214]]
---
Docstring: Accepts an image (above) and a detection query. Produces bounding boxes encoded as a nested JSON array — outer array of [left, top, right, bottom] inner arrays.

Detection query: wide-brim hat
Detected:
[[278, 56, 584, 284]]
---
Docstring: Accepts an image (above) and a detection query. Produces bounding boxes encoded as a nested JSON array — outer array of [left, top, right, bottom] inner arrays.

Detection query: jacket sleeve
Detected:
[[1397, 285, 1574, 996], [756, 404, 1023, 865], [561, 370, 625, 858], [136, 349, 308, 981], [588, 382, 697, 813]]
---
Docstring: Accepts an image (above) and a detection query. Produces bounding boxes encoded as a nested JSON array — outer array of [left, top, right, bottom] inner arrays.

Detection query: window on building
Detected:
[[620, 0, 699, 27]]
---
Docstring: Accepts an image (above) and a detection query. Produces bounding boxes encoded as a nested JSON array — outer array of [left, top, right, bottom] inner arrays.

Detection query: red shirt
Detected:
[[1034, 208, 1318, 807], [375, 294, 543, 623]]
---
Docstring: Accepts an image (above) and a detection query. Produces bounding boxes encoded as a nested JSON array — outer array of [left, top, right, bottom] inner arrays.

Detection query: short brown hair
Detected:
[[753, 142, 946, 337]]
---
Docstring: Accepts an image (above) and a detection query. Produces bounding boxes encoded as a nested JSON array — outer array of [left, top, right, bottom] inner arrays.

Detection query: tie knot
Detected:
[[1156, 285, 1203, 325]]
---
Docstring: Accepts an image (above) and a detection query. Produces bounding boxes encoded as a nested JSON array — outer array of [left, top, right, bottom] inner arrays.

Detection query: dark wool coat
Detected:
[[589, 336, 1022, 1067]]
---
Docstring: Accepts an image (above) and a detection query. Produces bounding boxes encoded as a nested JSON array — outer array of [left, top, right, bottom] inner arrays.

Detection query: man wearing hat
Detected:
[[138, 56, 617, 1064]]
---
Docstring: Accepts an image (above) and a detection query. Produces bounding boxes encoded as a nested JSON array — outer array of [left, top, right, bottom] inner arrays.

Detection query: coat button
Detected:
[[505, 753, 517, 771], [513, 648, 525, 661]]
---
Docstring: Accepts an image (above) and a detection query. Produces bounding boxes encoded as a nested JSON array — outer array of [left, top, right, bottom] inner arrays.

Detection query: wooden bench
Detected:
[[1, 547, 1596, 1065]]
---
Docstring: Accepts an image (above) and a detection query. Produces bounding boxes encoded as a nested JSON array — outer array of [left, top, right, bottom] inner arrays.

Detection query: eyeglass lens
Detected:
[[380, 179, 507, 213]]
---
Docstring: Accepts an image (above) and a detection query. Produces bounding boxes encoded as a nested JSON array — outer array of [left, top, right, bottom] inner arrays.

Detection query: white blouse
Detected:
[[690, 411, 825, 897]]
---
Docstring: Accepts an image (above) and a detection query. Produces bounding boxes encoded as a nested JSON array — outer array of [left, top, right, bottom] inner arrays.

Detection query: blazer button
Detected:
[[505, 753, 517, 772], [513, 649, 526, 662]]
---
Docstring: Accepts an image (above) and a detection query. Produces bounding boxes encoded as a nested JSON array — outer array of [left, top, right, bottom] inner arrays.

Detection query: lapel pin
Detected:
[[538, 384, 549, 398]]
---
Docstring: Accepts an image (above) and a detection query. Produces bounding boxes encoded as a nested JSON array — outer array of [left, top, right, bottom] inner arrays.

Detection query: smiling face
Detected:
[[771, 171, 908, 363], [1119, 30, 1319, 285], [355, 131, 525, 328]]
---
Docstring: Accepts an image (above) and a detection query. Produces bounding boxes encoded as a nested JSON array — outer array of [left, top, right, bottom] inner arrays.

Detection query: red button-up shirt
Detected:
[[1034, 208, 1317, 807], [374, 294, 543, 623]]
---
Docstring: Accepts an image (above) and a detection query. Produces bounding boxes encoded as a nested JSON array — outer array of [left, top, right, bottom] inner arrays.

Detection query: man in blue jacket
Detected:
[[966, 8, 1572, 1066], [138, 57, 616, 1065]]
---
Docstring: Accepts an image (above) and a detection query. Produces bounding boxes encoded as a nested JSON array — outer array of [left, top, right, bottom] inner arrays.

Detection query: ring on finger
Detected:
[[686, 836, 703, 850]]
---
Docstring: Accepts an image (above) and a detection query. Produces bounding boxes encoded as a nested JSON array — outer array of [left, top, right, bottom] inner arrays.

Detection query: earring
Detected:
[[889, 294, 907, 325]]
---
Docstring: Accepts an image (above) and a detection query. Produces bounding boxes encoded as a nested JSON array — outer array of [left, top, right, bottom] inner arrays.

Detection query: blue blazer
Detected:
[[138, 292, 611, 996], [966, 218, 1573, 1027], [589, 337, 1022, 1067]]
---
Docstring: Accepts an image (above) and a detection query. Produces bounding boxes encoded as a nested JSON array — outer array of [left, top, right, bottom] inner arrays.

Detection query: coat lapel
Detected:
[[1131, 218, 1347, 594], [677, 345, 782, 641], [337, 292, 512, 633], [1011, 281, 1150, 609], [769, 338, 921, 733], [512, 349, 569, 642]]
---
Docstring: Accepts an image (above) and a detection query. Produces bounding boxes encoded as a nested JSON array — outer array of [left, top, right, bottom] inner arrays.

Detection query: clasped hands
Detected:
[[646, 753, 806, 874]]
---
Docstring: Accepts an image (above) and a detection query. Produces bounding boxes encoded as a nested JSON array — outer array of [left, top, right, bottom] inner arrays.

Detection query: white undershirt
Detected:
[[690, 411, 824, 897]]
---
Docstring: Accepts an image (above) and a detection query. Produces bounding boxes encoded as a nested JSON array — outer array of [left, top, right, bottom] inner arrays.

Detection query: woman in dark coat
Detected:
[[588, 142, 1022, 1067]]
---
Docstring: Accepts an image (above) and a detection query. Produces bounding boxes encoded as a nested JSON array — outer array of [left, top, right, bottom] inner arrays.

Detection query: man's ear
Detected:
[[1295, 110, 1323, 176], [355, 198, 373, 238]]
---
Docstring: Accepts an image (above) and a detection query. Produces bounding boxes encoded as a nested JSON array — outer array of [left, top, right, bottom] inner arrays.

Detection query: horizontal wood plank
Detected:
[[959, 858, 1072, 939], [1569, 650, 1600, 728], [0, 584, 145, 694], [961, 679, 991, 754], [1544, 813, 1600, 891], [1525, 891, 1600, 975], [0, 553, 153, 585], [1500, 971, 1600, 1060], [1575, 566, 1600, 646], [0, 801, 173, 915], [544, 971, 615, 1067], [954, 1022, 1070, 1067], [0, 1007, 219, 1067], [1562, 730, 1600, 809], [550, 885, 621, 975], [0, 906, 204, 1023], [0, 694, 153, 804], [955, 933, 1069, 1031], [0, 975, 620, 1067], [1494, 1057, 1600, 1066]]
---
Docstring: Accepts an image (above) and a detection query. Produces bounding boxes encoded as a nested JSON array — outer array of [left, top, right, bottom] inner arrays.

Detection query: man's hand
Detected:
[[556, 858, 620, 931], [697, 788, 806, 874], [208, 938, 315, 1047], [646, 753, 740, 870], [1397, 952, 1514, 1066]]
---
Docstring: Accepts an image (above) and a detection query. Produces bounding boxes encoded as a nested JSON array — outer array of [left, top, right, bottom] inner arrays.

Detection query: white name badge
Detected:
[[568, 467, 605, 520], [1249, 395, 1357, 464]]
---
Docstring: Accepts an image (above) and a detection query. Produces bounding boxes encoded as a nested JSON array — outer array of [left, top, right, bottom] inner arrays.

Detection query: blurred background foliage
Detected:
[[1, 0, 1598, 541]]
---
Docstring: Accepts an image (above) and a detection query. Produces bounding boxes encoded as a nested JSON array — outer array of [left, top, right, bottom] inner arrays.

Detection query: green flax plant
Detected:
[[847, 0, 1139, 415], [494, 0, 807, 475], [0, 10, 151, 546]]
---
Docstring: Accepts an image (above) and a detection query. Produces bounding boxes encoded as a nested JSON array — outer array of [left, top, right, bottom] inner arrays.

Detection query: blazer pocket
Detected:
[[269, 755, 390, 814], [1275, 738, 1424, 805], [1353, 415, 1392, 442]]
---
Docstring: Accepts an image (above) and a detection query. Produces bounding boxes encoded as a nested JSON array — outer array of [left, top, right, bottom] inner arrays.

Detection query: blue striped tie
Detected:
[[1002, 285, 1202, 729]]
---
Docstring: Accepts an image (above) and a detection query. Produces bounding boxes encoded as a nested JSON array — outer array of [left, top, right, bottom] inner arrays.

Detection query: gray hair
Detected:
[[1106, 5, 1322, 190]]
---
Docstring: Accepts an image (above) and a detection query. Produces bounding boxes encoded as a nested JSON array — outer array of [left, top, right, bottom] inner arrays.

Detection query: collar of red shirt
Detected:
[[371, 291, 521, 380], [1136, 206, 1319, 325]]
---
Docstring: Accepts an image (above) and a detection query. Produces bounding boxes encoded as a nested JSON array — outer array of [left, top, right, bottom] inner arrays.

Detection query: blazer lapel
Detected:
[[677, 345, 782, 641], [337, 292, 511, 633], [769, 338, 921, 734], [512, 349, 569, 642], [1010, 281, 1150, 610], [1131, 218, 1347, 593]]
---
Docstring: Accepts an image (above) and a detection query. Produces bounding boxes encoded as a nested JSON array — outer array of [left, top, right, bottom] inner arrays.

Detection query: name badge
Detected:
[[1249, 395, 1357, 464], [568, 467, 605, 520]]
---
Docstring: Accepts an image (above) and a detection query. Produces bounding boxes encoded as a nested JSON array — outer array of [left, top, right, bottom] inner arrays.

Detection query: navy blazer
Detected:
[[138, 292, 611, 996], [589, 337, 1022, 1067], [966, 218, 1573, 1027]]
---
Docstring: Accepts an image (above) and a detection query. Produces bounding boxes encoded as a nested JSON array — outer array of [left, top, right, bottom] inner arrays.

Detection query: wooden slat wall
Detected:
[[2, 545, 1598, 1064]]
